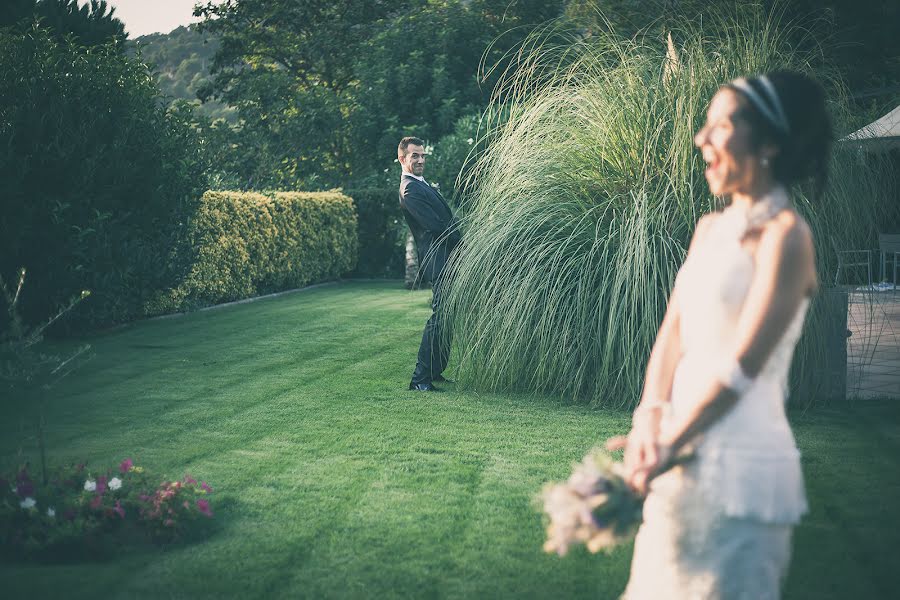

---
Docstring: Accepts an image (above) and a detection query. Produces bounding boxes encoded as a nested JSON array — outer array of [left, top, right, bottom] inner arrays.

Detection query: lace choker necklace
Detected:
[[727, 186, 790, 237]]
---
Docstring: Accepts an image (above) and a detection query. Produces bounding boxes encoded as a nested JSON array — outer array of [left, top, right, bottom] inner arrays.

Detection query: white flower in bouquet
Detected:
[[20, 497, 36, 509], [109, 477, 122, 490], [47, 507, 56, 517], [84, 479, 97, 492]]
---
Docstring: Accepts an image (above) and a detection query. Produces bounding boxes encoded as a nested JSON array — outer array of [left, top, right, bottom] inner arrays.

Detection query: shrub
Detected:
[[344, 189, 406, 278], [147, 191, 357, 313], [442, 8, 897, 408], [1, 459, 215, 561], [0, 28, 208, 331]]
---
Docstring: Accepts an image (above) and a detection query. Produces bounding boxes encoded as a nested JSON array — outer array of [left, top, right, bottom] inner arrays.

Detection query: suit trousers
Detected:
[[410, 277, 451, 385]]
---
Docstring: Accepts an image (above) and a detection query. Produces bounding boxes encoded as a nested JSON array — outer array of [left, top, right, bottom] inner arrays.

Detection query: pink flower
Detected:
[[184, 474, 197, 485], [164, 519, 174, 527], [200, 481, 213, 493], [16, 481, 34, 498], [119, 458, 133, 473], [96, 475, 108, 495], [113, 500, 125, 519], [183, 500, 190, 510], [195, 498, 213, 517], [90, 495, 103, 509], [14, 469, 33, 498]]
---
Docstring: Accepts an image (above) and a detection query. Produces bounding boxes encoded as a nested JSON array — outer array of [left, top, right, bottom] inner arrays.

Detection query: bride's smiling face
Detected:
[[694, 88, 773, 197]]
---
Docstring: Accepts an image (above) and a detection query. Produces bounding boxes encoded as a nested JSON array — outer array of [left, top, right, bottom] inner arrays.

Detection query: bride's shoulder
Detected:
[[690, 212, 720, 244], [758, 210, 815, 268], [763, 210, 813, 248]]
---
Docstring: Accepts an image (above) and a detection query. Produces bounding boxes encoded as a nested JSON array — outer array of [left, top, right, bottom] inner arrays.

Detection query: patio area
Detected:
[[847, 288, 900, 398]]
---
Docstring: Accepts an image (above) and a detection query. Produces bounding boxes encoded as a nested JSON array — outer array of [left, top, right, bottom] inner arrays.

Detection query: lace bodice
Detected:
[[659, 185, 808, 525], [674, 185, 809, 395]]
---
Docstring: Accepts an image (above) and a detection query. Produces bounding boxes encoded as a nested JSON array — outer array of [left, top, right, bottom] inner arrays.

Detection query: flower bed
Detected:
[[1, 458, 215, 561]]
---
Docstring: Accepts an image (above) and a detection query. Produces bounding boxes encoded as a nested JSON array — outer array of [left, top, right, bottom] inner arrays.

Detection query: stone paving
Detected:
[[847, 288, 900, 398]]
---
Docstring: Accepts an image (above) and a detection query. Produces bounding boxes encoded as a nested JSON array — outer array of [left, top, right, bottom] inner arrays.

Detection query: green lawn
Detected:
[[1, 280, 898, 599]]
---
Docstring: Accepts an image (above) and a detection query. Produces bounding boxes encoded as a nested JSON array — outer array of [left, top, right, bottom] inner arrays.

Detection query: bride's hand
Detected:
[[629, 441, 673, 495], [607, 407, 663, 493]]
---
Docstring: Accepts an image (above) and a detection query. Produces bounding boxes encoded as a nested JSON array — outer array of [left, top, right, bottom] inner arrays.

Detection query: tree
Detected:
[[192, 0, 566, 188], [1, 0, 126, 49], [0, 29, 208, 330]]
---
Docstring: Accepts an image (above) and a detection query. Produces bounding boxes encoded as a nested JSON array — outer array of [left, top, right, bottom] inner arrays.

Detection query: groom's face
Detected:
[[400, 144, 426, 177]]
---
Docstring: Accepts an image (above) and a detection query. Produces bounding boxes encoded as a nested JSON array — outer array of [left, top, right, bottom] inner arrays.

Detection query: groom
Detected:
[[398, 136, 461, 392]]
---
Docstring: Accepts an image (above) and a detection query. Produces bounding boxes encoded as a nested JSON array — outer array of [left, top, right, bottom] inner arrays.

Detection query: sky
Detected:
[[107, 0, 215, 38]]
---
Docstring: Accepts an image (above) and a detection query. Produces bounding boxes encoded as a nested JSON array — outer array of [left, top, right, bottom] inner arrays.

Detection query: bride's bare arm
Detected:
[[655, 212, 817, 460], [636, 214, 718, 413], [612, 215, 716, 479]]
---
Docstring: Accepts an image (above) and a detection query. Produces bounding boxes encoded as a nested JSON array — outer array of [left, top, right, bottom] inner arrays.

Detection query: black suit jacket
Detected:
[[399, 174, 461, 284]]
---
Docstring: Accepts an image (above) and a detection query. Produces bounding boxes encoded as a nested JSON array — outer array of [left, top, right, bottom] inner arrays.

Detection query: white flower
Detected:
[[47, 507, 56, 517], [467, 138, 474, 145], [84, 479, 96, 492], [20, 497, 36, 509], [108, 477, 122, 491]]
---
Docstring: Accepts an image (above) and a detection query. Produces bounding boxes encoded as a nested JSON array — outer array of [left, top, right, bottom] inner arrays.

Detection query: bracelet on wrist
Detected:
[[632, 400, 667, 423]]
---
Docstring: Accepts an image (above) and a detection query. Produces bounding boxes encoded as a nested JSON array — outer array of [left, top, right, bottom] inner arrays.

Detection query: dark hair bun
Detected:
[[766, 70, 832, 197]]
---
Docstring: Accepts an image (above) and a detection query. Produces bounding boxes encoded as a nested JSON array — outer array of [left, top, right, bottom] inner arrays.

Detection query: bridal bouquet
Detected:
[[540, 448, 690, 556]]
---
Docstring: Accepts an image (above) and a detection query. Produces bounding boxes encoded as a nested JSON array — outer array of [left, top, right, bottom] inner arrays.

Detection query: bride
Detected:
[[614, 71, 832, 599]]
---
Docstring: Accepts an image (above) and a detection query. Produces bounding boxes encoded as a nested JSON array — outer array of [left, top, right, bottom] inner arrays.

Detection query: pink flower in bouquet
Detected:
[[200, 481, 213, 494], [164, 519, 174, 527], [196, 498, 213, 517], [119, 458, 133, 473], [184, 474, 197, 485], [113, 500, 125, 519], [90, 495, 103, 510], [96, 475, 108, 495]]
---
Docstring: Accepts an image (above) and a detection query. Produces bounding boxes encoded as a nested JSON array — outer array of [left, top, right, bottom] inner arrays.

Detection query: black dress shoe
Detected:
[[409, 382, 441, 392], [432, 374, 454, 384]]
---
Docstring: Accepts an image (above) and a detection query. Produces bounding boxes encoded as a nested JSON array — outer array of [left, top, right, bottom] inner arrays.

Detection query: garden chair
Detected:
[[831, 236, 872, 287], [879, 233, 900, 289]]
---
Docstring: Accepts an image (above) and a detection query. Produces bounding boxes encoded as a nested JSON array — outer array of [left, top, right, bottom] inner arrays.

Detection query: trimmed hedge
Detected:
[[0, 29, 208, 332], [344, 189, 406, 278], [147, 191, 357, 314]]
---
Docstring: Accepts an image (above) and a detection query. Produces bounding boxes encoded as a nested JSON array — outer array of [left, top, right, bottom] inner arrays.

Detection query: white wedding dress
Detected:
[[623, 187, 808, 600]]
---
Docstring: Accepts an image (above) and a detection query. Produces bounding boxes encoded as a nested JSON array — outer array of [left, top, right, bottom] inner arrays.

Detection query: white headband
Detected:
[[729, 76, 790, 134]]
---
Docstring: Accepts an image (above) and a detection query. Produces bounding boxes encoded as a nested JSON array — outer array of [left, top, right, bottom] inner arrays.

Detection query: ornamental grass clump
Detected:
[[442, 8, 896, 408]]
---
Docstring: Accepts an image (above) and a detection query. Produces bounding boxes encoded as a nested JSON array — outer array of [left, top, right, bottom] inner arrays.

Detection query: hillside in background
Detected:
[[129, 25, 236, 122]]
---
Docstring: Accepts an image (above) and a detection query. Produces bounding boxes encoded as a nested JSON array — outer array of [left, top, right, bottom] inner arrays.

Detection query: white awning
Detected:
[[843, 105, 900, 149]]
